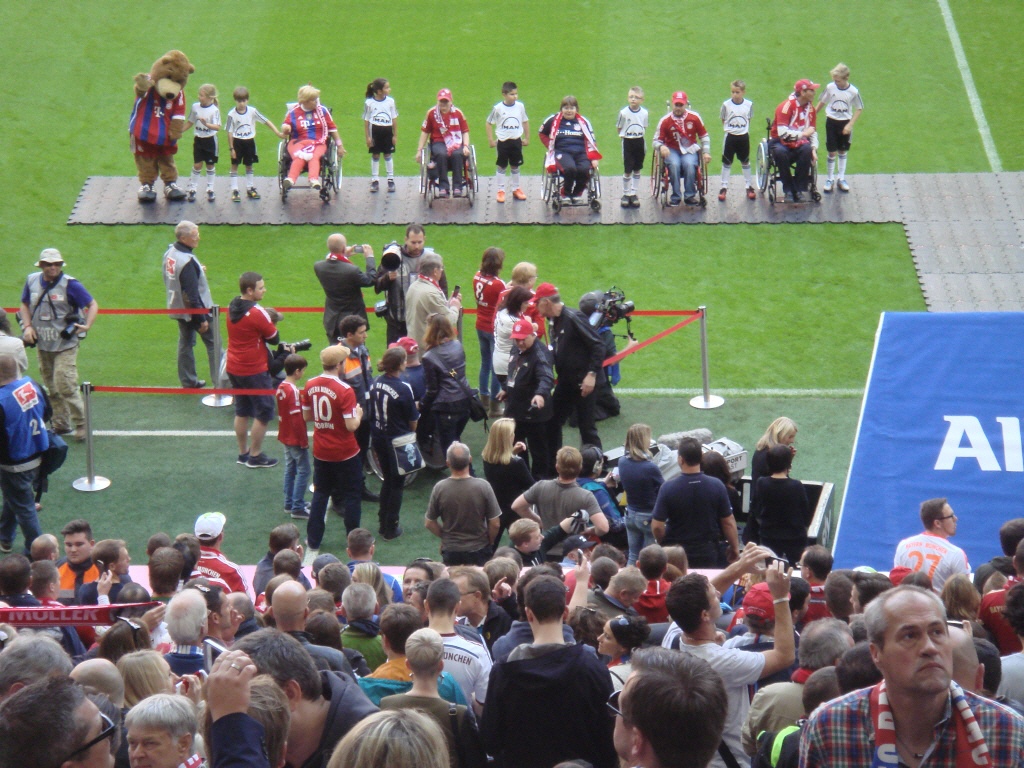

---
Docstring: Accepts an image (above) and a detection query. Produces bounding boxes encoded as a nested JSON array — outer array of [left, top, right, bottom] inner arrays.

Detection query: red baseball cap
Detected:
[[388, 337, 419, 355], [510, 318, 536, 339], [794, 79, 820, 93], [742, 582, 775, 620], [437, 88, 452, 101], [671, 91, 687, 105], [533, 282, 560, 301]]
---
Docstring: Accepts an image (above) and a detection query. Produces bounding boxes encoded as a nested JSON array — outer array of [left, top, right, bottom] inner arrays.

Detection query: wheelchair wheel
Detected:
[[697, 154, 708, 207], [367, 443, 418, 487], [419, 432, 447, 471], [418, 148, 429, 195], [809, 162, 821, 202], [755, 140, 770, 192], [277, 141, 289, 200], [465, 146, 477, 206]]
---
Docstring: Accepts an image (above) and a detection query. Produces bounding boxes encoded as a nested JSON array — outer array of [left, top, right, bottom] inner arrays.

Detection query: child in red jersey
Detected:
[[277, 354, 310, 519]]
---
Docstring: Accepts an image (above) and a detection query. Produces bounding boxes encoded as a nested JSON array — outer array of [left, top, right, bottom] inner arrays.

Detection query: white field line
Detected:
[[936, 0, 1002, 172]]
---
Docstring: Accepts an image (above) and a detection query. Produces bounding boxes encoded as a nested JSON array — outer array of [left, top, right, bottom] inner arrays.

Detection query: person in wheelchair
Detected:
[[769, 79, 820, 203], [416, 88, 471, 198], [281, 84, 345, 191], [539, 95, 601, 201], [653, 91, 711, 206]]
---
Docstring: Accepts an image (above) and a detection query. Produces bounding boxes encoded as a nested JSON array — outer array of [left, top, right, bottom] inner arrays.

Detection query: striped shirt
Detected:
[[130, 89, 186, 146]]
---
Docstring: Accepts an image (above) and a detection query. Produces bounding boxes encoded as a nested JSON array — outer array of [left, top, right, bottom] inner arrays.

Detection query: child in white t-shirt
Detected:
[[224, 86, 283, 201], [718, 80, 756, 201], [816, 63, 864, 192], [486, 81, 530, 203], [616, 86, 648, 208], [364, 78, 399, 193], [184, 84, 222, 202]]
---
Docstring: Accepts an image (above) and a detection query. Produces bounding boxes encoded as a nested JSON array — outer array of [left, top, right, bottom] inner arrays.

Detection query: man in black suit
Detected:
[[314, 233, 377, 345]]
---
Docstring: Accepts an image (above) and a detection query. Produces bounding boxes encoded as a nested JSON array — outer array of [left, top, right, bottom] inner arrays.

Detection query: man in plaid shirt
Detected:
[[800, 586, 1024, 767]]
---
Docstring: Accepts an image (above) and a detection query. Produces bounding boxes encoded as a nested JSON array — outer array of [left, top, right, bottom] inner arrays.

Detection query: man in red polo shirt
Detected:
[[191, 511, 250, 597], [226, 271, 280, 468], [302, 346, 364, 556]]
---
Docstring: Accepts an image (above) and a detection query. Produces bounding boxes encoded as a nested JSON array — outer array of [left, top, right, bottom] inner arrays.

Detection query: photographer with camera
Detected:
[[19, 248, 98, 442], [373, 224, 447, 345], [314, 232, 376, 346]]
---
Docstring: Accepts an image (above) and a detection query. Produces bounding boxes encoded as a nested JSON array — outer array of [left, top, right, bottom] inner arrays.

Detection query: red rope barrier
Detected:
[[92, 386, 276, 396], [602, 311, 703, 367], [4, 306, 700, 318]]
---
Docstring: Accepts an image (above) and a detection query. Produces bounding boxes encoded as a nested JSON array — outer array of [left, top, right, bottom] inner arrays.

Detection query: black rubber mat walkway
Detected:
[[68, 172, 1024, 311]]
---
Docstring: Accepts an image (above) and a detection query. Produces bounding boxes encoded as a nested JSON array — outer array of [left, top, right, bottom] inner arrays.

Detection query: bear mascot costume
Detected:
[[129, 50, 195, 202]]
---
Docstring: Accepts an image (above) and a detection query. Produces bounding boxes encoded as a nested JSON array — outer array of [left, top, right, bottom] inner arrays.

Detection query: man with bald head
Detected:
[[800, 586, 1024, 767], [163, 220, 214, 389], [70, 658, 125, 708], [314, 233, 377, 344], [272, 579, 355, 679]]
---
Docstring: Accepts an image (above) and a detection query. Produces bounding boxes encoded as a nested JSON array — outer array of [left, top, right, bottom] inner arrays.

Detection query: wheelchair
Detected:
[[755, 118, 820, 204], [542, 162, 601, 212], [277, 103, 342, 202], [365, 430, 447, 486], [418, 145, 478, 207], [650, 148, 708, 208]]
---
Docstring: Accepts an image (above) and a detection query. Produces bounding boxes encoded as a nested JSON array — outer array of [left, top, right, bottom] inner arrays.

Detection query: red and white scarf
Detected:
[[434, 105, 463, 155], [868, 680, 990, 767], [543, 112, 602, 171], [181, 755, 205, 768]]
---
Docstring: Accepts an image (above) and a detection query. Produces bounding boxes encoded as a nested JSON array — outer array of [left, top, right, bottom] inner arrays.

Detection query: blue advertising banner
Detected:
[[835, 312, 1024, 571]]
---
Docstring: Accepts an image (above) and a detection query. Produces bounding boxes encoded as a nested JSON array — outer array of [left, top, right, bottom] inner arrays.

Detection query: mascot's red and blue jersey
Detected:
[[130, 90, 186, 147]]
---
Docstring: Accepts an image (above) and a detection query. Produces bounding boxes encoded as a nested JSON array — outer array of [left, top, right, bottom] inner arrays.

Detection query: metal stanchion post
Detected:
[[689, 305, 725, 410], [72, 382, 111, 492], [203, 304, 233, 408]]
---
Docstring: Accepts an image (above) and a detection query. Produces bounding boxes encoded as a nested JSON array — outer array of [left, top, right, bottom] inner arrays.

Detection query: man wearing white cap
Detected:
[[19, 249, 98, 440], [191, 511, 250, 596]]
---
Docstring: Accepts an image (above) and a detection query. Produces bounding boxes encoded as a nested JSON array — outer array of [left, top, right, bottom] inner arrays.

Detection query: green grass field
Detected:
[[0, 1, 1016, 566]]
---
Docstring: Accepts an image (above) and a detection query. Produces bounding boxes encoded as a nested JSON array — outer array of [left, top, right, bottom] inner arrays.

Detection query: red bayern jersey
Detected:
[[801, 583, 832, 625], [421, 107, 469, 144], [226, 304, 276, 376], [130, 89, 187, 148], [980, 579, 1023, 655], [192, 546, 250, 597], [301, 374, 360, 462], [284, 104, 337, 144], [473, 272, 507, 332], [655, 110, 708, 152], [276, 380, 308, 448], [771, 97, 816, 144]]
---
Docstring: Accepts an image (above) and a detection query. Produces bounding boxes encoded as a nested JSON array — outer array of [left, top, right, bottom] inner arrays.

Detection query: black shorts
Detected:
[[193, 136, 218, 165], [621, 137, 645, 174], [495, 138, 524, 169], [369, 125, 395, 155], [722, 133, 750, 165], [826, 118, 852, 152], [231, 138, 259, 166], [229, 372, 275, 423]]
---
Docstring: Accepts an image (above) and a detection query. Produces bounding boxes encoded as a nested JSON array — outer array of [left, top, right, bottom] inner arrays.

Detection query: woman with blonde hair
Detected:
[[353, 561, 393, 607], [482, 418, 535, 544], [327, 708, 450, 768], [747, 416, 799, 543], [117, 649, 174, 707], [614, 423, 664, 565], [281, 84, 344, 191]]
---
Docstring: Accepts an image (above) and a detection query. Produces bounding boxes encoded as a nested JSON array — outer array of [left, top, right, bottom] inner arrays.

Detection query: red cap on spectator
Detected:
[[671, 91, 687, 105], [511, 318, 535, 339], [388, 337, 419, 355], [742, 582, 775, 620], [889, 566, 912, 586], [533, 283, 560, 301], [794, 79, 820, 93], [437, 88, 452, 101]]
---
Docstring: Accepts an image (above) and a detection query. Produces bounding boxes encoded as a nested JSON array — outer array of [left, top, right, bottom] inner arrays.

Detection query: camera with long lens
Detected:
[[60, 312, 86, 340], [579, 287, 635, 329], [278, 339, 312, 353], [15, 313, 36, 348]]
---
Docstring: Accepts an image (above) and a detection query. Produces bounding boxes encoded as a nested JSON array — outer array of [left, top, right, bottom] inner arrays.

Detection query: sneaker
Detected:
[[669, 196, 681, 206], [232, 189, 241, 202], [165, 182, 186, 200], [746, 187, 757, 200], [438, 188, 450, 199], [370, 179, 380, 193], [629, 195, 641, 208], [497, 190, 506, 203], [838, 179, 850, 192], [621, 194, 631, 208], [387, 179, 396, 192], [53, 423, 73, 436], [247, 187, 260, 199], [237, 452, 250, 465], [823, 179, 834, 193], [283, 178, 293, 191], [718, 188, 727, 201], [380, 526, 404, 542], [684, 196, 699, 206], [187, 188, 197, 202], [0, 541, 11, 555], [290, 508, 311, 520], [512, 188, 526, 201], [207, 189, 215, 202], [310, 178, 322, 190], [184, 379, 206, 389], [73, 427, 87, 443], [138, 184, 157, 202], [247, 453, 279, 468], [456, 185, 467, 198], [793, 191, 804, 202]]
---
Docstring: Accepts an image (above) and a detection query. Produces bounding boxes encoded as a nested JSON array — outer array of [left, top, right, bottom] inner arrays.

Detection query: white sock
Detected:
[[838, 153, 848, 179], [742, 163, 753, 188], [385, 156, 394, 178], [632, 173, 641, 194], [623, 176, 632, 195], [511, 167, 521, 190], [721, 163, 731, 188], [496, 168, 506, 193], [371, 158, 380, 180], [206, 168, 215, 190], [189, 169, 201, 190], [245, 169, 255, 188], [230, 172, 239, 190], [827, 157, 836, 181]]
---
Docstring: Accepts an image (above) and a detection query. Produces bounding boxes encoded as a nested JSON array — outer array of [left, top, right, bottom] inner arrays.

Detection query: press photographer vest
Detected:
[[0, 376, 48, 470], [25, 273, 78, 353], [163, 244, 212, 321]]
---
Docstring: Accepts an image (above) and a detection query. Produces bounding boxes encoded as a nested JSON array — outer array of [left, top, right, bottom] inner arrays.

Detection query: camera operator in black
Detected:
[[372, 224, 447, 345], [534, 282, 606, 461], [499, 317, 555, 478]]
